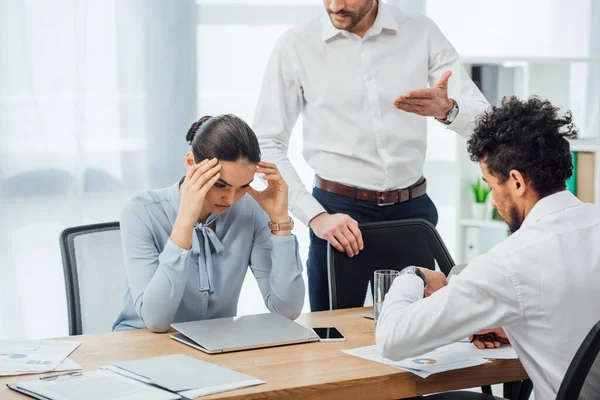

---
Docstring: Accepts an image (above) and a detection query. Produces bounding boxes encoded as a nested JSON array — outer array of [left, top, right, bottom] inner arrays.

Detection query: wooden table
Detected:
[[1, 308, 528, 399]]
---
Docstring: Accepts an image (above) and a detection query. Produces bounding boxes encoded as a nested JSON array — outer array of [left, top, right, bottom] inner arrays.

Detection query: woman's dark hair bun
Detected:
[[187, 113, 261, 164], [185, 115, 212, 145]]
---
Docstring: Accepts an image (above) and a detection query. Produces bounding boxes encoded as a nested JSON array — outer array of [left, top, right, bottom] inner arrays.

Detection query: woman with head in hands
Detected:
[[113, 114, 304, 332]]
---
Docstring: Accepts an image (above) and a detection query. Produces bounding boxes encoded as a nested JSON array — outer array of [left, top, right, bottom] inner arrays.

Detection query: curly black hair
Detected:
[[467, 96, 577, 198]]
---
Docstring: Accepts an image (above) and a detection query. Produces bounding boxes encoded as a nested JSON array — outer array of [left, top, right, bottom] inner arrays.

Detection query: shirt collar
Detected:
[[369, 2, 398, 36], [320, 12, 341, 42], [521, 190, 582, 229], [321, 1, 398, 42]]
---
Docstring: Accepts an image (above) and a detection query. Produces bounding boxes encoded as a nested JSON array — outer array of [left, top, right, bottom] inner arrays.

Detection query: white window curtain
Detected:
[[0, 0, 196, 339]]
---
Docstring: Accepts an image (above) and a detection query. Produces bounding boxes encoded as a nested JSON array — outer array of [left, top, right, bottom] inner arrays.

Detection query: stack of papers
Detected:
[[343, 342, 517, 378], [103, 354, 265, 398], [0, 339, 81, 376], [9, 355, 265, 400], [9, 370, 180, 400]]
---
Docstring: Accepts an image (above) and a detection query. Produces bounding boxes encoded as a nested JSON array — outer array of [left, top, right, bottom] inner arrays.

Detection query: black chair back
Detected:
[[60, 222, 125, 335], [327, 219, 454, 310], [557, 320, 600, 400]]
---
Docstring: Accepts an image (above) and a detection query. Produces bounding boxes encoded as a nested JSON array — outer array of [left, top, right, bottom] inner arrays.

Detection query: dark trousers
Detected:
[[307, 186, 439, 312]]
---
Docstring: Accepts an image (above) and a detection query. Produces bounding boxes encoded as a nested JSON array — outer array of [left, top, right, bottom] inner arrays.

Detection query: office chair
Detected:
[[556, 319, 600, 400], [60, 222, 126, 335], [327, 219, 454, 310], [327, 218, 495, 397]]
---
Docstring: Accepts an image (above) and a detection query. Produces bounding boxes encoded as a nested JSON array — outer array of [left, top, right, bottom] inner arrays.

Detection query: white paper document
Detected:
[[394, 354, 490, 374], [13, 370, 180, 400], [343, 345, 492, 378], [342, 345, 436, 378], [429, 341, 518, 360], [0, 339, 81, 376], [52, 358, 82, 373], [0, 358, 82, 377], [104, 354, 264, 398], [179, 379, 266, 399]]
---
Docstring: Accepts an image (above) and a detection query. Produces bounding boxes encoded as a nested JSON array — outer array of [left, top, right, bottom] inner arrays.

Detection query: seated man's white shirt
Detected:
[[376, 191, 600, 400]]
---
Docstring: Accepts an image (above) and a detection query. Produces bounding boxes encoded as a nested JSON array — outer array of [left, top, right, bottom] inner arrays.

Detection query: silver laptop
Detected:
[[170, 312, 320, 354], [447, 263, 468, 281]]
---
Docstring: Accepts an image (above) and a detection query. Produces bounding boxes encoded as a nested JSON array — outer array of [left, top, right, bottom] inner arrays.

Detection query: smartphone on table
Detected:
[[313, 327, 346, 342]]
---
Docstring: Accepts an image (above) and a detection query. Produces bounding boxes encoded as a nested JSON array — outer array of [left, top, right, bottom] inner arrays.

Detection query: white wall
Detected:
[[426, 0, 592, 58]]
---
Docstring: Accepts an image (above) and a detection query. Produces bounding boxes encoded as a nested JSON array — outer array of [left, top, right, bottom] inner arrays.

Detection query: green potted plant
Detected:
[[471, 178, 491, 219], [491, 206, 502, 221]]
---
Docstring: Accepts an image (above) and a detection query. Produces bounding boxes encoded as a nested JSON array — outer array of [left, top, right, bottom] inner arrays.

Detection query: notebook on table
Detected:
[[170, 312, 319, 354]]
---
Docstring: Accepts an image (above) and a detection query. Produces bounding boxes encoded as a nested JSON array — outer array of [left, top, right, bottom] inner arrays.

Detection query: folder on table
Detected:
[[7, 370, 180, 400], [106, 354, 265, 398]]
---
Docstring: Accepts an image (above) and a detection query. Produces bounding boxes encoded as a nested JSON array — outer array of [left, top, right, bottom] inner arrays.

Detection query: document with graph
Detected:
[[343, 345, 490, 378], [0, 339, 81, 376]]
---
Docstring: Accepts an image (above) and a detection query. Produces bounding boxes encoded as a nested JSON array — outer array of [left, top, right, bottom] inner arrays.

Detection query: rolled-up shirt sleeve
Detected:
[[376, 255, 523, 361], [248, 206, 305, 320], [120, 200, 190, 332], [253, 37, 326, 227], [426, 17, 489, 137]]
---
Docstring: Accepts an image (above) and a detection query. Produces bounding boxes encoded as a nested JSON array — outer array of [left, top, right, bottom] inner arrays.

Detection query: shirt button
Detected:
[[203, 293, 209, 299], [181, 250, 188, 256]]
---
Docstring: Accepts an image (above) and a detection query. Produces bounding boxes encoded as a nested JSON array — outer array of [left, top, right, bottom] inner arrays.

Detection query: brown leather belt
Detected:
[[315, 176, 427, 206]]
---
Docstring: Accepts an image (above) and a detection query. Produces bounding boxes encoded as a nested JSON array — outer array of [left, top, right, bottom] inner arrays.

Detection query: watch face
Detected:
[[401, 266, 426, 285], [400, 266, 417, 275], [447, 104, 459, 123]]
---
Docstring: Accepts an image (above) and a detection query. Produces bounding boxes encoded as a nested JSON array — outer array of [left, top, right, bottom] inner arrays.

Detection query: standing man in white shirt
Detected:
[[376, 96, 600, 400], [253, 0, 489, 311]]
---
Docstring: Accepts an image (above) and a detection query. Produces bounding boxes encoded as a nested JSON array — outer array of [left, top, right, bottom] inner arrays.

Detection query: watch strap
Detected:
[[436, 99, 459, 125], [400, 266, 428, 287], [414, 267, 428, 287], [268, 217, 294, 232]]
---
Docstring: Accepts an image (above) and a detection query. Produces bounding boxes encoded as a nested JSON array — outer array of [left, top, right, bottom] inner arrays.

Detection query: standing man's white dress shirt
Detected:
[[254, 0, 489, 312], [376, 191, 600, 400], [253, 2, 489, 225]]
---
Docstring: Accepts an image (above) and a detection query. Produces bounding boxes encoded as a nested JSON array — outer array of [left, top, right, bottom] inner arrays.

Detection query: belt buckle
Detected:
[[376, 191, 396, 207]]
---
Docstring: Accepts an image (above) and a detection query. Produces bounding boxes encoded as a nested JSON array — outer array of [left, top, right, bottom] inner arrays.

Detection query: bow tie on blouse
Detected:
[[190, 214, 224, 293]]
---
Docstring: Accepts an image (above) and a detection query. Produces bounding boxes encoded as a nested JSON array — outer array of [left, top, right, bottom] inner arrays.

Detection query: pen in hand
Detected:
[[470, 332, 510, 349]]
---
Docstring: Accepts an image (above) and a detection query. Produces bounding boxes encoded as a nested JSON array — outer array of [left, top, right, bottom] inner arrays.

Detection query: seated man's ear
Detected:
[[509, 169, 527, 196]]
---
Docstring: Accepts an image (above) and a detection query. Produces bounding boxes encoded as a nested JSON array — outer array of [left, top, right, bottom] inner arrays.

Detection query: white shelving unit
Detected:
[[459, 219, 507, 231], [455, 57, 600, 264]]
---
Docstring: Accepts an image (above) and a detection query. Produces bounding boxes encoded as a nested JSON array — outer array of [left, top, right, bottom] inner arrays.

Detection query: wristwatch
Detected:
[[268, 217, 294, 232], [436, 99, 459, 125], [399, 266, 428, 286]]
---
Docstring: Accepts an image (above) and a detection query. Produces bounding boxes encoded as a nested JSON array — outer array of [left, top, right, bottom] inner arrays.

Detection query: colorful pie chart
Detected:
[[412, 358, 437, 365]]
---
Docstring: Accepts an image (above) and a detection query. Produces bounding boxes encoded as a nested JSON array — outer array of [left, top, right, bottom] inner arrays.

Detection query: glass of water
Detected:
[[374, 269, 400, 324]]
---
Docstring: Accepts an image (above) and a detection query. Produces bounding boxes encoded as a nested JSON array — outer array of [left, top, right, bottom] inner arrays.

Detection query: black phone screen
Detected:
[[313, 327, 345, 339]]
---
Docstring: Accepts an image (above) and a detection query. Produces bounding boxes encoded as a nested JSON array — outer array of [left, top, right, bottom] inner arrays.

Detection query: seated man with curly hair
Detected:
[[376, 96, 600, 400]]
